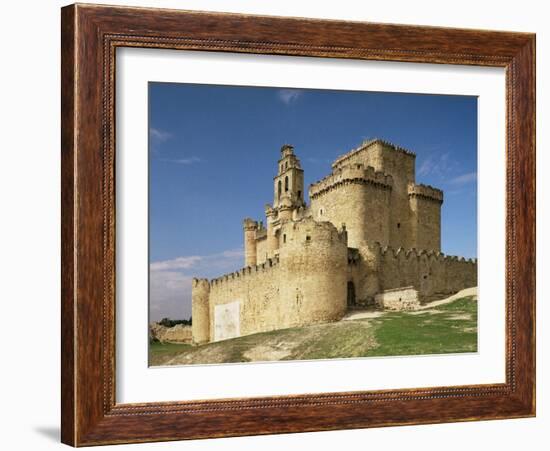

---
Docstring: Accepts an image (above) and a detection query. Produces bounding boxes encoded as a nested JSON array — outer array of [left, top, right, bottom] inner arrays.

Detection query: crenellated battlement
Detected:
[[210, 256, 281, 288], [370, 241, 477, 264], [192, 139, 475, 345], [332, 138, 416, 169], [243, 217, 258, 230], [192, 277, 210, 288], [309, 163, 393, 199], [283, 216, 349, 245], [408, 183, 443, 203]]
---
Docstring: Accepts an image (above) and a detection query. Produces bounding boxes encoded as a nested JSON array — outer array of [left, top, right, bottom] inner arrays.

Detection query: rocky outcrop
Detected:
[[149, 323, 192, 343]]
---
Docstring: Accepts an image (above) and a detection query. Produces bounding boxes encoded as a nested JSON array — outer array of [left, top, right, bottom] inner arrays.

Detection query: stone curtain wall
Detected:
[[207, 259, 282, 341], [192, 218, 349, 343], [375, 243, 477, 299]]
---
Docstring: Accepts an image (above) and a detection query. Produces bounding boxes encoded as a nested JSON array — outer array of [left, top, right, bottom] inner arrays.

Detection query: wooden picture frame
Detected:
[[61, 3, 535, 446]]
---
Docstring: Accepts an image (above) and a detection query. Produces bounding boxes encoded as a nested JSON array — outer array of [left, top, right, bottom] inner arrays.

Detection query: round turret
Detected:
[[242, 218, 258, 266], [191, 278, 210, 344], [278, 218, 348, 326]]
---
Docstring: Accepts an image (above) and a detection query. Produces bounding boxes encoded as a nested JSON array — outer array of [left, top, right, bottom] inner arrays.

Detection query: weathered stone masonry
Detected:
[[192, 139, 477, 344]]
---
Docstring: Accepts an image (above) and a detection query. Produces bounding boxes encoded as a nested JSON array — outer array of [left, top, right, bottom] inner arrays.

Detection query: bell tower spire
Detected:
[[273, 144, 305, 209]]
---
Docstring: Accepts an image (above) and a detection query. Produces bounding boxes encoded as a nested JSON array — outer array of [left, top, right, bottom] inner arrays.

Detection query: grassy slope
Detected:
[[367, 297, 477, 357], [149, 342, 193, 366], [150, 295, 477, 366]]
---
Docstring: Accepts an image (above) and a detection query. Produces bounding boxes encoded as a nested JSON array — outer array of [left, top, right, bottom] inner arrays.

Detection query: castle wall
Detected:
[[192, 139, 472, 344], [367, 142, 416, 185], [330, 140, 419, 250], [255, 236, 268, 265], [200, 219, 349, 343], [408, 184, 443, 251], [309, 165, 392, 248], [347, 245, 381, 305], [372, 143, 416, 250], [375, 244, 477, 299], [332, 140, 415, 185], [208, 260, 282, 341]]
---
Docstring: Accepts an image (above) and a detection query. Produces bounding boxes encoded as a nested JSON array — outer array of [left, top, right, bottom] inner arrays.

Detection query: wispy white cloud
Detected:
[[148, 128, 201, 164], [417, 152, 458, 178], [149, 271, 194, 320], [150, 256, 203, 271], [158, 157, 202, 165], [150, 127, 172, 142], [149, 127, 173, 154], [219, 249, 245, 259], [149, 248, 244, 321], [449, 172, 477, 185], [277, 88, 303, 105]]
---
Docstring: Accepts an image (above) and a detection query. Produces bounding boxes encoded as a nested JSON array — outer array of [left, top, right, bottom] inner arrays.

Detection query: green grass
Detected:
[[149, 342, 193, 366], [368, 296, 478, 357], [149, 295, 478, 365], [287, 321, 376, 360]]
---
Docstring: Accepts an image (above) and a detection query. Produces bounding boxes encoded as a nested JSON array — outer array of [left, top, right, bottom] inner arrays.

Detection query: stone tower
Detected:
[[191, 278, 210, 344], [242, 218, 258, 267], [273, 144, 305, 209], [191, 138, 476, 346]]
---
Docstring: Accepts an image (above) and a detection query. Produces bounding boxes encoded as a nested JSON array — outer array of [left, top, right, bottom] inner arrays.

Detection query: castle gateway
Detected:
[[192, 139, 477, 344]]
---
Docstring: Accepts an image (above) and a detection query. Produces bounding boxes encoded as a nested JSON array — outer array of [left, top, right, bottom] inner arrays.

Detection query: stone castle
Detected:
[[192, 139, 477, 344]]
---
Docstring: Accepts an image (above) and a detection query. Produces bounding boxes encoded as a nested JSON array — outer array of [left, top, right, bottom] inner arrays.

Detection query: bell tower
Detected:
[[273, 144, 305, 209]]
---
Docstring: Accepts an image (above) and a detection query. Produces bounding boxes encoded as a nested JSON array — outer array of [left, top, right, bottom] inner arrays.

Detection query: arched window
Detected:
[[280, 164, 283, 173], [285, 176, 289, 192], [285, 162, 288, 169], [278, 180, 282, 199], [298, 190, 301, 199]]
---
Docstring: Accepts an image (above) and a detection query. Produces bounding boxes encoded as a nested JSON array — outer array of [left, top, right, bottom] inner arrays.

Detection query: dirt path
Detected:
[[418, 287, 477, 310], [342, 287, 477, 321]]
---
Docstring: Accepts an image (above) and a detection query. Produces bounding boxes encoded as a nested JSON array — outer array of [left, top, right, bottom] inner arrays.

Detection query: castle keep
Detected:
[[192, 139, 477, 344]]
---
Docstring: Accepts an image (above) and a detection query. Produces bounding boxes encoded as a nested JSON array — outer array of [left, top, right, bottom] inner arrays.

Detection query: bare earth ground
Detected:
[[149, 287, 478, 366]]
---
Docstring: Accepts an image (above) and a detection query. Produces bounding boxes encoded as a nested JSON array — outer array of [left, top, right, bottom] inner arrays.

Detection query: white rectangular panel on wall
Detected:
[[214, 301, 241, 341]]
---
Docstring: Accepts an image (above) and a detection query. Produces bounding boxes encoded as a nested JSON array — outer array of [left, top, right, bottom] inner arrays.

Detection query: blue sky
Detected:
[[148, 82, 477, 321]]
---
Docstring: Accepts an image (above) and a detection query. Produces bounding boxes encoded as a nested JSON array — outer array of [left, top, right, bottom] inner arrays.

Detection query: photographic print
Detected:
[[148, 83, 478, 366], [61, 6, 535, 444]]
